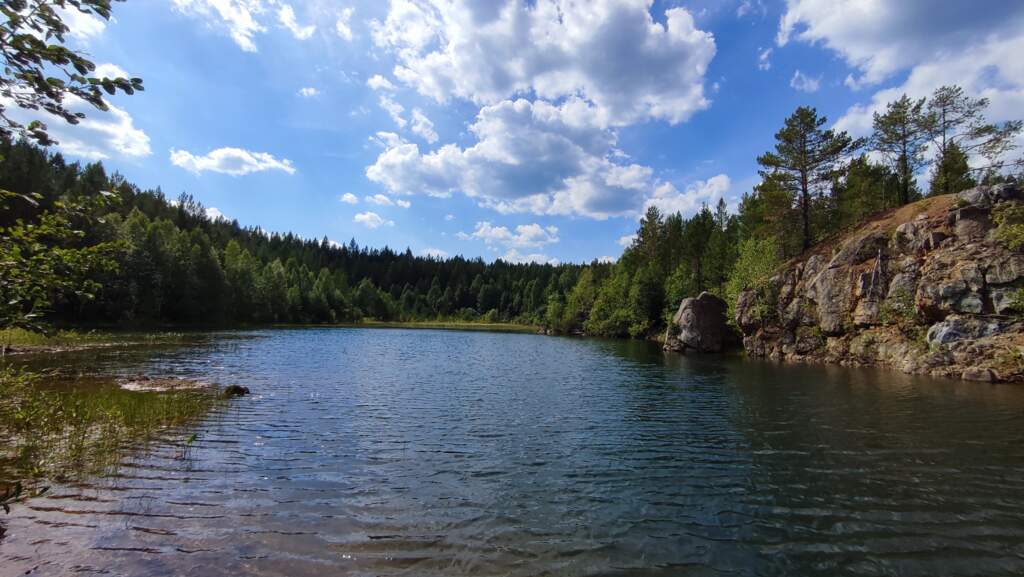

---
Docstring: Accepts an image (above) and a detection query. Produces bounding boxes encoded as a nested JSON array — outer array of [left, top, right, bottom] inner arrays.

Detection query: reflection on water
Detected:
[[3, 328, 1024, 576]]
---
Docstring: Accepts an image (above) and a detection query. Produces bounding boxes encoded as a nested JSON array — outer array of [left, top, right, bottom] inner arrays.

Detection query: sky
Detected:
[[35, 0, 1024, 264]]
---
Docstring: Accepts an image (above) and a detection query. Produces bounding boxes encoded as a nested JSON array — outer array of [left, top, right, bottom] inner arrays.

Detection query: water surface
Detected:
[[3, 328, 1024, 576]]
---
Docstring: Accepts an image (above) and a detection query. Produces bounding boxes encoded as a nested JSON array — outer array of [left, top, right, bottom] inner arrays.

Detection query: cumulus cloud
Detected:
[[618, 234, 636, 248], [457, 221, 559, 249], [421, 247, 449, 258], [277, 3, 315, 40], [3, 91, 151, 160], [778, 1, 1024, 155], [298, 87, 320, 97], [500, 249, 559, 265], [366, 98, 655, 219], [93, 63, 129, 79], [444, 213, 455, 221], [643, 174, 731, 217], [339, 192, 359, 204], [367, 74, 397, 92], [170, 147, 296, 176], [777, 0, 1024, 88], [410, 108, 438, 143], [171, 0, 267, 52], [364, 193, 411, 208], [370, 0, 716, 127], [335, 6, 355, 41], [790, 70, 820, 93], [597, 255, 615, 263], [378, 95, 407, 127], [205, 206, 228, 221], [354, 211, 394, 228], [60, 6, 107, 42]]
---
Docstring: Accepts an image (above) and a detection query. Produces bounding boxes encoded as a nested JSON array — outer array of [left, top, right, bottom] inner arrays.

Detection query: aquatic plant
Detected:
[[0, 366, 220, 487]]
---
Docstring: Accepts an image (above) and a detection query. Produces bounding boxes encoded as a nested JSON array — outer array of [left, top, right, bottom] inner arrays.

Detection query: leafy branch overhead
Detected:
[[0, 0, 143, 146]]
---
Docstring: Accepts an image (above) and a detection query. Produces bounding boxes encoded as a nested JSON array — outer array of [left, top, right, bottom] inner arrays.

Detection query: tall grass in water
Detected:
[[0, 366, 220, 485]]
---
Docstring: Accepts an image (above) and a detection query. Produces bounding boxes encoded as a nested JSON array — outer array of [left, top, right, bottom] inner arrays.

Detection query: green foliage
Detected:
[[0, 139, 581, 328], [871, 94, 929, 205], [0, 187, 119, 333], [724, 238, 780, 323], [929, 141, 976, 197], [993, 201, 1024, 250], [0, 0, 143, 146], [923, 85, 1022, 196], [757, 106, 864, 250]]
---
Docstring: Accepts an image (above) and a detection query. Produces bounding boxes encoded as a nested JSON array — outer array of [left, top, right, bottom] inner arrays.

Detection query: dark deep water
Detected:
[[3, 327, 1024, 576]]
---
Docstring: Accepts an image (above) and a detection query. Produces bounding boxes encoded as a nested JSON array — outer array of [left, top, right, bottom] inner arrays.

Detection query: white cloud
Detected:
[[335, 6, 355, 41], [444, 213, 455, 221], [500, 249, 559, 265], [643, 174, 731, 217], [378, 95, 407, 128], [370, 0, 716, 127], [354, 211, 394, 228], [757, 47, 772, 71], [298, 87, 320, 97], [366, 98, 655, 219], [790, 70, 820, 93], [339, 192, 359, 204], [777, 0, 1024, 88], [277, 3, 315, 40], [60, 6, 107, 43], [737, 0, 765, 19], [367, 74, 397, 92], [458, 221, 559, 249], [93, 63, 129, 79], [364, 193, 410, 208], [597, 255, 615, 263], [170, 147, 295, 176], [171, 0, 267, 52], [205, 206, 228, 221], [421, 247, 449, 258], [793, 2, 1024, 157], [618, 234, 636, 248], [410, 108, 438, 143], [4, 92, 151, 160]]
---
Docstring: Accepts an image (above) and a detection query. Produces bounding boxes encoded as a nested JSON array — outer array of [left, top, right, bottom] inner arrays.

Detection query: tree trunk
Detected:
[[800, 171, 811, 251]]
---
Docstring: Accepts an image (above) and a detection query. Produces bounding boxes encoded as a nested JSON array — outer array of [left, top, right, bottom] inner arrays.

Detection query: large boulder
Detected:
[[664, 292, 731, 353]]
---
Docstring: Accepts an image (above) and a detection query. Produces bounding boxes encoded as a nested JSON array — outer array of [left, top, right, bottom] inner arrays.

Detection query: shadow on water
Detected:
[[3, 328, 1024, 576]]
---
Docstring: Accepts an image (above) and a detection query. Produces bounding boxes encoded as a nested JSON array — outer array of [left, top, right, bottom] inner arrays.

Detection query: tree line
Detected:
[[547, 85, 1021, 338], [0, 85, 1019, 336]]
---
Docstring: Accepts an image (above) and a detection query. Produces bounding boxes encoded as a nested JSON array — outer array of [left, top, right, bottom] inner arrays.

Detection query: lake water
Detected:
[[3, 327, 1024, 576]]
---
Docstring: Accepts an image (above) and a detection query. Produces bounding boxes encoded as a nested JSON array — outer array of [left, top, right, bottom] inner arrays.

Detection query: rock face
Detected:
[[664, 292, 731, 353], [736, 184, 1024, 382]]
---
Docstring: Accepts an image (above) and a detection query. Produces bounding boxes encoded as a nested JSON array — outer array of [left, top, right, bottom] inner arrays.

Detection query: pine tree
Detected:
[[923, 85, 1023, 195], [757, 106, 863, 251], [871, 94, 928, 205]]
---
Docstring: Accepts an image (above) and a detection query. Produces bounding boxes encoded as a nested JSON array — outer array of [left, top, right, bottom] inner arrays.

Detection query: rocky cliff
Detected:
[[736, 184, 1024, 382]]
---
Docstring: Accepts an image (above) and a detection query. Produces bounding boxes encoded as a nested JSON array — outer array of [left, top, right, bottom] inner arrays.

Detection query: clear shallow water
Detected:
[[3, 327, 1024, 576]]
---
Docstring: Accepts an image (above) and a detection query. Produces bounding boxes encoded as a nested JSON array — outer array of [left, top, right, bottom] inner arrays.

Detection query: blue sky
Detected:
[[42, 0, 1024, 263]]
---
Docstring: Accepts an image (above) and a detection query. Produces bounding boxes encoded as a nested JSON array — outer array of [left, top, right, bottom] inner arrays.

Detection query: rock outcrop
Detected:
[[664, 292, 732, 353], [736, 184, 1024, 382]]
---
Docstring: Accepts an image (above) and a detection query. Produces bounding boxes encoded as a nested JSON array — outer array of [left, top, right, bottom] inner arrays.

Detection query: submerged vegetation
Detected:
[[0, 366, 220, 483]]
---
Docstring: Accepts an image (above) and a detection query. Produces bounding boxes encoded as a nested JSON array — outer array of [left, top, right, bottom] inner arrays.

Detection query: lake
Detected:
[[3, 327, 1024, 576]]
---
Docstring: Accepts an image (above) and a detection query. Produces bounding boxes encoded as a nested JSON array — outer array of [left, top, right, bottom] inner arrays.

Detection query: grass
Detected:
[[352, 319, 541, 333], [0, 366, 221, 486], [0, 327, 194, 352]]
